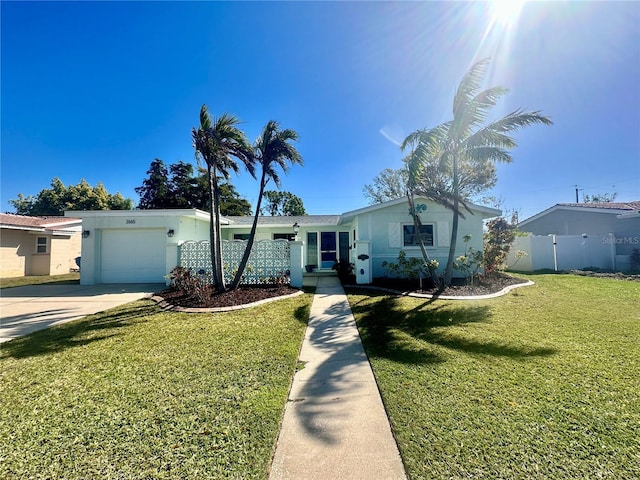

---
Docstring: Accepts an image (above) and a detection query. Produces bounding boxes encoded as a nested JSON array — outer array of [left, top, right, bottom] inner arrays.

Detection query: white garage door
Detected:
[[101, 229, 166, 283]]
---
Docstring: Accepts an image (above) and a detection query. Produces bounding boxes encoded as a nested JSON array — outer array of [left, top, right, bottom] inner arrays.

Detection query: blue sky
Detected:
[[2, 1, 639, 220]]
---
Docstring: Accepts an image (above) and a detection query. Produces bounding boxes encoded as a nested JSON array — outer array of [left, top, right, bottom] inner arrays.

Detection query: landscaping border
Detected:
[[150, 289, 305, 313], [344, 279, 535, 300]]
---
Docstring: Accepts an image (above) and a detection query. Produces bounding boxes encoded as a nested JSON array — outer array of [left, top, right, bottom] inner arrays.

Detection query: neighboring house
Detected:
[[0, 213, 82, 278], [513, 201, 640, 272], [67, 197, 501, 286]]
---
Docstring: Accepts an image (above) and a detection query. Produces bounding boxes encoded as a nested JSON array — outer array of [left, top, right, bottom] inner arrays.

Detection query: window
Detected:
[[403, 224, 434, 247], [273, 233, 295, 241], [233, 233, 250, 240], [36, 236, 48, 254], [307, 232, 318, 266]]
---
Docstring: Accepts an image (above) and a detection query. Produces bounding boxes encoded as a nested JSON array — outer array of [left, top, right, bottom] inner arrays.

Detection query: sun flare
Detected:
[[490, 0, 526, 27]]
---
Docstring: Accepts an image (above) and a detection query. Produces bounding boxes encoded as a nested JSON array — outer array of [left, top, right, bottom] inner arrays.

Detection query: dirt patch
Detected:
[[155, 285, 301, 309]]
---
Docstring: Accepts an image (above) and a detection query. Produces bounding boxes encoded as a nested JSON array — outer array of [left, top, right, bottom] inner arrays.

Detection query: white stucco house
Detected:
[[66, 197, 501, 286]]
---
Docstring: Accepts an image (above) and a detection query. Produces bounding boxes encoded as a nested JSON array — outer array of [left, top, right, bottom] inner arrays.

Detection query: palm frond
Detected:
[[452, 58, 491, 120]]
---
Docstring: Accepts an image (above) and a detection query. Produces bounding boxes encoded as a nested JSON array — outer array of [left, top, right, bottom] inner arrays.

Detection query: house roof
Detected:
[[519, 201, 640, 226], [0, 213, 81, 234], [340, 196, 502, 221]]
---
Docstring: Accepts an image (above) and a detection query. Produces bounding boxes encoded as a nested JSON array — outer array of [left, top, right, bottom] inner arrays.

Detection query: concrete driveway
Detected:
[[0, 283, 165, 343]]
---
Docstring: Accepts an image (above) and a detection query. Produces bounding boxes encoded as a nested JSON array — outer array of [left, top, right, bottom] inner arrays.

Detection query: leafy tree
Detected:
[[9, 177, 133, 215], [483, 214, 520, 275], [135, 159, 172, 209], [583, 192, 618, 203], [261, 190, 307, 216], [230, 121, 302, 290], [363, 168, 407, 204], [218, 182, 252, 216], [136, 160, 252, 215], [193, 105, 255, 292], [402, 58, 552, 285], [168, 161, 199, 208]]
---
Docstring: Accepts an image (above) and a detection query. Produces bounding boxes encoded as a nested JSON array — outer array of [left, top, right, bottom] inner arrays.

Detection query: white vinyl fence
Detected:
[[506, 234, 626, 272]]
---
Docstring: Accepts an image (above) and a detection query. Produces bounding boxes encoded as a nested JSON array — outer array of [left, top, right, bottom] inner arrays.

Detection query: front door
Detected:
[[320, 232, 337, 269]]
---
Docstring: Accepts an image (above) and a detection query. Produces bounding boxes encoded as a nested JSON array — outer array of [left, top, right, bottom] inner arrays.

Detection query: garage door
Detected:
[[101, 229, 166, 283]]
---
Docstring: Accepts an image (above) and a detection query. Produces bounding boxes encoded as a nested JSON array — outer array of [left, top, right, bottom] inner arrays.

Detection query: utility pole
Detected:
[[573, 185, 583, 203]]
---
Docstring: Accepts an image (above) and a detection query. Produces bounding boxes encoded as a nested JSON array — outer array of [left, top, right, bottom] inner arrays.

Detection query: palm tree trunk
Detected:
[[230, 171, 267, 290], [206, 166, 218, 289], [407, 191, 441, 287], [212, 174, 227, 291], [207, 165, 226, 292], [444, 156, 459, 286]]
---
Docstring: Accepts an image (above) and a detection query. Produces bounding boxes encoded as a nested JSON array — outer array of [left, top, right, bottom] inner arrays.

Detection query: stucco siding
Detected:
[[360, 199, 488, 278], [0, 229, 29, 277]]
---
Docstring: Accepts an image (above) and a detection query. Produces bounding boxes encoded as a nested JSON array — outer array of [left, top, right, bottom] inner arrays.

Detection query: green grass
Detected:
[[0, 292, 312, 479], [0, 272, 80, 289], [348, 274, 640, 479]]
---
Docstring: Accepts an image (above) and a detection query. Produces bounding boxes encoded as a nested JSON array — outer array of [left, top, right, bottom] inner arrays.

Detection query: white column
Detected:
[[290, 241, 304, 288], [354, 240, 372, 284]]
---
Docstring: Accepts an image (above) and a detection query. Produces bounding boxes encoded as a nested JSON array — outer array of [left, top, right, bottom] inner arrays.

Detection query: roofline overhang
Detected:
[[340, 196, 501, 221], [64, 208, 216, 223], [0, 224, 78, 235], [519, 204, 636, 227]]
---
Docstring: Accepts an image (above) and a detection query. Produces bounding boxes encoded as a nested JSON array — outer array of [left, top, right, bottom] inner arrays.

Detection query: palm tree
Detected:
[[402, 58, 552, 285], [192, 105, 255, 292], [230, 120, 302, 290]]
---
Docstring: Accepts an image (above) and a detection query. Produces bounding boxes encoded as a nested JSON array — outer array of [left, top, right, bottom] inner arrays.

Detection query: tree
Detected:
[[583, 192, 618, 203], [218, 182, 252, 216], [230, 121, 302, 290], [483, 214, 519, 275], [261, 190, 307, 216], [402, 58, 552, 286], [193, 105, 255, 292], [136, 160, 252, 214], [363, 168, 408, 204], [9, 177, 133, 215], [135, 159, 172, 209]]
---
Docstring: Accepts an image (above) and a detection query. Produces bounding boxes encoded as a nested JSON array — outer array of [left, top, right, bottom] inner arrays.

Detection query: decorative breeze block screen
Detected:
[[179, 239, 291, 284]]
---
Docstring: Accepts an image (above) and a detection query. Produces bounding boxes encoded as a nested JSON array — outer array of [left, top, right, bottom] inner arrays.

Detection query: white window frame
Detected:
[[402, 223, 435, 248], [35, 236, 49, 254]]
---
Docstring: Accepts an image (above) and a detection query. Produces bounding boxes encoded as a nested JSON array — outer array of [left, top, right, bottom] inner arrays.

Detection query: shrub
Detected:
[[453, 234, 483, 285], [332, 259, 355, 284], [483, 215, 519, 275], [168, 266, 209, 304], [382, 250, 438, 280]]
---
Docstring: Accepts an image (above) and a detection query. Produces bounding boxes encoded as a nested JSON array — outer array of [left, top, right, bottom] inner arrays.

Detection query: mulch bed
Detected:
[[155, 285, 301, 309], [155, 270, 638, 309], [567, 270, 640, 282], [363, 273, 529, 297]]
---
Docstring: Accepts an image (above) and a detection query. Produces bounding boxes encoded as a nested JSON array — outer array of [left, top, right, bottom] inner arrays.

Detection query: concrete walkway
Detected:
[[269, 276, 406, 480], [0, 283, 164, 343]]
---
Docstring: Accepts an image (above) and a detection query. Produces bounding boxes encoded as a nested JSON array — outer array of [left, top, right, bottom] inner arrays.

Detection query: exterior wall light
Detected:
[[82, 230, 90, 238], [167, 229, 175, 238], [292, 222, 300, 234]]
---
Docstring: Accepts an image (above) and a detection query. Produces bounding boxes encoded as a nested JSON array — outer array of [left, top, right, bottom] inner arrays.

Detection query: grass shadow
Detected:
[[1, 302, 156, 360], [351, 293, 556, 365]]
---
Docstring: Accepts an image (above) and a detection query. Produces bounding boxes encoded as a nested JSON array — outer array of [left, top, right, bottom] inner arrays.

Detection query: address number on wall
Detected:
[[126, 219, 136, 224]]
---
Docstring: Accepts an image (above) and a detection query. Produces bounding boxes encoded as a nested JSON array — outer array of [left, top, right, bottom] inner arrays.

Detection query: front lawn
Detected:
[[0, 293, 312, 479], [0, 272, 80, 289], [348, 274, 640, 479]]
